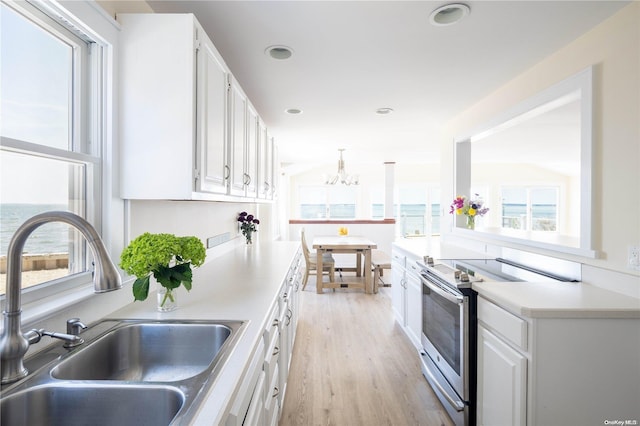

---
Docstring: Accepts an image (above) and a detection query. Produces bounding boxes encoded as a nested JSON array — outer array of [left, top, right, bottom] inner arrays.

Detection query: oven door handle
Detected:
[[420, 275, 464, 304], [421, 352, 466, 412]]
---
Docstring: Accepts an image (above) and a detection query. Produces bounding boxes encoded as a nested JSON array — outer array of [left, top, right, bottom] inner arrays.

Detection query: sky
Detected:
[[1, 3, 72, 204]]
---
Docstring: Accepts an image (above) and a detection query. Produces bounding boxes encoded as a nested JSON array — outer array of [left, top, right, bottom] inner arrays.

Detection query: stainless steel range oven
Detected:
[[417, 256, 576, 426], [418, 258, 478, 426]]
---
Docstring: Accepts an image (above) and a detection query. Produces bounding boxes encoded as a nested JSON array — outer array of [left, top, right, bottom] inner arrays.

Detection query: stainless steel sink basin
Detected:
[[0, 383, 184, 426], [0, 319, 245, 425], [51, 322, 233, 381]]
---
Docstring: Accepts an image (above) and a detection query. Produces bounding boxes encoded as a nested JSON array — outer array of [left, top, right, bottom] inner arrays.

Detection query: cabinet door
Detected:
[[225, 340, 265, 426], [119, 14, 197, 199], [477, 325, 527, 426], [196, 35, 229, 194], [245, 102, 259, 197], [405, 270, 422, 349], [265, 135, 274, 199], [391, 263, 406, 326], [257, 121, 271, 199], [244, 371, 266, 426], [229, 77, 247, 196]]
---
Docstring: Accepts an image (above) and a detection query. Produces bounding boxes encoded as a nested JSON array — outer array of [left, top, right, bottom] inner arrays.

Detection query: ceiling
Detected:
[[144, 0, 628, 174]]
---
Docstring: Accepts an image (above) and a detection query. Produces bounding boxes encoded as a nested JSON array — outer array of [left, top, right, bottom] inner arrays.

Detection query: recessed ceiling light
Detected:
[[265, 45, 294, 60], [429, 3, 470, 26], [285, 108, 303, 115], [376, 107, 394, 115]]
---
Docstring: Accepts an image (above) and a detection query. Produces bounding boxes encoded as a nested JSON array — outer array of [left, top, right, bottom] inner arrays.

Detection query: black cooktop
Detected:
[[440, 258, 576, 283]]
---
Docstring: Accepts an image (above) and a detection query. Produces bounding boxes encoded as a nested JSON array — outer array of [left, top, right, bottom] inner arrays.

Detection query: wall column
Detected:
[[384, 162, 395, 219]]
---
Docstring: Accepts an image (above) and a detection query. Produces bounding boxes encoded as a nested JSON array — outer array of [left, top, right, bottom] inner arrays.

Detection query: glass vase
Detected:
[[466, 215, 475, 230], [157, 286, 178, 312], [245, 231, 253, 244]]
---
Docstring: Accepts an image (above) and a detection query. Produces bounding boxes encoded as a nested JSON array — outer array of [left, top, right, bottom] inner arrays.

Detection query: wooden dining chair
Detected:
[[301, 228, 336, 290]]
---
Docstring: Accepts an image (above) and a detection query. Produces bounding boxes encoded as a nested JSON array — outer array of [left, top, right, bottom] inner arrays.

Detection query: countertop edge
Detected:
[[473, 281, 640, 319]]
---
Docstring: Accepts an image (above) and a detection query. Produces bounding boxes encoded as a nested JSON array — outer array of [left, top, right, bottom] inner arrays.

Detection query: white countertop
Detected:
[[106, 241, 301, 425], [473, 280, 640, 319]]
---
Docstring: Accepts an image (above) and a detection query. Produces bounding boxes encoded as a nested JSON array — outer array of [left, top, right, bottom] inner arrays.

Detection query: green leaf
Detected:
[[154, 265, 180, 290], [132, 275, 150, 301]]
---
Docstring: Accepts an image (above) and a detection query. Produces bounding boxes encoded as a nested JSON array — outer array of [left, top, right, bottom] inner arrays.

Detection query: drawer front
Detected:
[[225, 339, 265, 426], [477, 297, 528, 351], [263, 303, 279, 346], [264, 325, 280, 388], [392, 251, 406, 269]]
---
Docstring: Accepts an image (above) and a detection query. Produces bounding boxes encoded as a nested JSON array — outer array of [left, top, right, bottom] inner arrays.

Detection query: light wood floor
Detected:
[[279, 274, 454, 426]]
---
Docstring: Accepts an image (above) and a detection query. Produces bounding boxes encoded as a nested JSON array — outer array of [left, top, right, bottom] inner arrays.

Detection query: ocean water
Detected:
[[0, 204, 70, 256], [502, 203, 556, 218], [300, 203, 442, 235]]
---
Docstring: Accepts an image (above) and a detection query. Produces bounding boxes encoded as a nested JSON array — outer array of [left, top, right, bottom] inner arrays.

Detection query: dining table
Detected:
[[312, 236, 378, 294]]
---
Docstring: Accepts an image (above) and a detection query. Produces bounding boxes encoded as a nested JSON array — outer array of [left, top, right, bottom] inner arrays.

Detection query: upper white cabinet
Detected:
[[258, 122, 274, 200], [119, 13, 273, 201], [229, 76, 247, 197], [229, 76, 260, 198], [197, 34, 230, 195], [246, 101, 259, 197]]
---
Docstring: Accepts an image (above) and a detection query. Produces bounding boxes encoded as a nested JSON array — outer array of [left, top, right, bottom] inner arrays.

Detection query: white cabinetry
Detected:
[[405, 269, 422, 347], [225, 339, 265, 426], [229, 77, 259, 197], [477, 295, 640, 426], [225, 248, 302, 426], [119, 13, 273, 202], [119, 14, 204, 200], [477, 324, 526, 426], [391, 253, 406, 326], [391, 245, 422, 349], [197, 34, 230, 194], [257, 122, 274, 200], [245, 103, 259, 197]]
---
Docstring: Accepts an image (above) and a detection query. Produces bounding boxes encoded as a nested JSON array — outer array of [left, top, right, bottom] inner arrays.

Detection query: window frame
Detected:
[[0, 0, 106, 306]]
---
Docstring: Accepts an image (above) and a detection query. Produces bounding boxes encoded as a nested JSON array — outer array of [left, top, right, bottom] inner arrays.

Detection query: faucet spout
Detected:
[[0, 211, 122, 384]]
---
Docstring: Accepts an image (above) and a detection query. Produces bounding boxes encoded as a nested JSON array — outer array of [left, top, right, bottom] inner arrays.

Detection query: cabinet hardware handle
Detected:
[[272, 386, 279, 398], [273, 346, 280, 356], [420, 353, 465, 411], [272, 319, 279, 327], [224, 165, 230, 180]]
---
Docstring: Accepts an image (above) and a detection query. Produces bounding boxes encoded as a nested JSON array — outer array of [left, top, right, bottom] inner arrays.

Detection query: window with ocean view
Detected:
[[501, 186, 558, 232], [1, 1, 101, 297], [299, 185, 356, 219]]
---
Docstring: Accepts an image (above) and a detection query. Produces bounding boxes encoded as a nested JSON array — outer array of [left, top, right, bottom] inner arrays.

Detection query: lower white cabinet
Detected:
[[477, 295, 640, 425], [225, 248, 302, 426], [405, 269, 422, 347], [391, 254, 406, 326], [477, 324, 527, 426], [243, 371, 266, 426], [225, 339, 265, 426], [391, 245, 422, 350]]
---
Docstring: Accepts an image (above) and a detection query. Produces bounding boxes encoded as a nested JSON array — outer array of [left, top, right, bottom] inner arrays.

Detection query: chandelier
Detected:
[[325, 149, 359, 185]]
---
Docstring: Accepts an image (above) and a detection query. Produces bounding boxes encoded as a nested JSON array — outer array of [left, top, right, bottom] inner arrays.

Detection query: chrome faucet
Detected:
[[0, 211, 122, 384]]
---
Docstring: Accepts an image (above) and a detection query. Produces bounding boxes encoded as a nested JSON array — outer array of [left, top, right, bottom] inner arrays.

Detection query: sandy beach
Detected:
[[0, 269, 68, 295]]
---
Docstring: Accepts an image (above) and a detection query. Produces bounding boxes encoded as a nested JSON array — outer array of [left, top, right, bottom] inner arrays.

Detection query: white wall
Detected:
[[128, 200, 273, 252], [440, 3, 640, 294]]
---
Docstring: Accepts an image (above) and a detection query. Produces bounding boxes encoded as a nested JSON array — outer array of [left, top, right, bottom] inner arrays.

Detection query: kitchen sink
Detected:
[[0, 383, 184, 426], [52, 322, 233, 381], [0, 319, 245, 426]]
